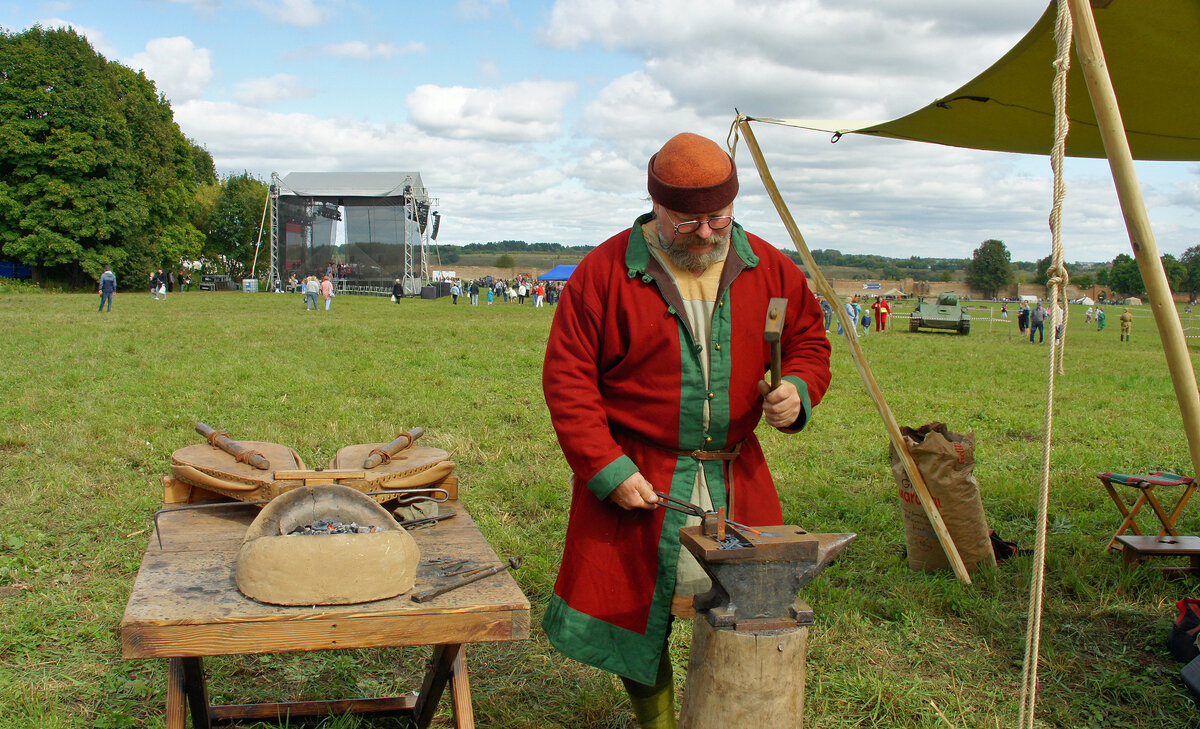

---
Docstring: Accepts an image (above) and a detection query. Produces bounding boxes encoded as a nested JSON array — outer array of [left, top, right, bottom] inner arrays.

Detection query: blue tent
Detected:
[[538, 264, 577, 281]]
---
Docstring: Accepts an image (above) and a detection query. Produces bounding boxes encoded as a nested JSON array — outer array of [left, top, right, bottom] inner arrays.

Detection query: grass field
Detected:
[[1, 289, 1198, 728]]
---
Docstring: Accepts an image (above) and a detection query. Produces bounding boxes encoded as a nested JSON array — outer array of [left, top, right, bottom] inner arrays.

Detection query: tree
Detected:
[[1181, 245, 1200, 297], [494, 254, 515, 269], [965, 239, 1012, 298], [1072, 273, 1094, 289], [1108, 253, 1144, 297], [0, 26, 207, 286], [204, 173, 268, 279], [1161, 253, 1188, 293], [1095, 266, 1110, 287]]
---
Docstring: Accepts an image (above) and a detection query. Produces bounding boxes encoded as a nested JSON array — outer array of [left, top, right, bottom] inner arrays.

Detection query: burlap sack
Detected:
[[890, 422, 995, 573]]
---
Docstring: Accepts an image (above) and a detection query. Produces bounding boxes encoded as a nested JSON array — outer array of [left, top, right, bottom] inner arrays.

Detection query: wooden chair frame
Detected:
[[1100, 471, 1197, 552]]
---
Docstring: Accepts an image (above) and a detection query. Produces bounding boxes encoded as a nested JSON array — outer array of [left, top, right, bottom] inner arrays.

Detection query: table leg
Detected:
[[450, 646, 476, 729], [165, 658, 187, 729], [181, 657, 212, 729], [414, 644, 473, 729]]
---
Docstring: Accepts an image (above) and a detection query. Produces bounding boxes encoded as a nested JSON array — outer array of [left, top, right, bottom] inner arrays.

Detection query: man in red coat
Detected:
[[542, 133, 832, 728]]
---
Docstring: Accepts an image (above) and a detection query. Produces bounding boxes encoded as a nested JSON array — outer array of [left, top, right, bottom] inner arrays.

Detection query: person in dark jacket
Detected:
[[98, 266, 117, 312], [392, 278, 404, 303]]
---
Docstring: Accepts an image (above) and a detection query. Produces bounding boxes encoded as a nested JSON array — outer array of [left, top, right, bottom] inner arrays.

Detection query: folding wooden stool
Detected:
[[1099, 471, 1196, 552]]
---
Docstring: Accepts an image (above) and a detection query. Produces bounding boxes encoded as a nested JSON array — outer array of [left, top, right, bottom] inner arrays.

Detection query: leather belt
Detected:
[[615, 428, 744, 519]]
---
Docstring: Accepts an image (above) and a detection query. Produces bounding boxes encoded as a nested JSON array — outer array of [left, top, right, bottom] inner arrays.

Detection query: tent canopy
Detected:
[[539, 264, 577, 281], [277, 172, 429, 203], [755, 1, 1200, 161]]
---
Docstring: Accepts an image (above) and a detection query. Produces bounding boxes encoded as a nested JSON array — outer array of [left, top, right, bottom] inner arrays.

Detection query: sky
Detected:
[[5, 0, 1199, 264]]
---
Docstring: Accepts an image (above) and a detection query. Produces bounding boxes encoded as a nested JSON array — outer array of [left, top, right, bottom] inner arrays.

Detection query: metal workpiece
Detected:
[[679, 525, 855, 631]]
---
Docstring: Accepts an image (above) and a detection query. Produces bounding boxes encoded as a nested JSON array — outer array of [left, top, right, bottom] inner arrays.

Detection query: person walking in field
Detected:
[[1120, 308, 1133, 341], [1017, 301, 1029, 335], [320, 275, 334, 311], [1029, 302, 1046, 343], [1096, 306, 1106, 332], [303, 275, 319, 310], [872, 296, 890, 332], [98, 265, 116, 312]]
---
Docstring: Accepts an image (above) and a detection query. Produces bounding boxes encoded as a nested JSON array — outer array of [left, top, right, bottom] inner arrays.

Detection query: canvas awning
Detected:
[[538, 264, 577, 281], [752, 1, 1200, 161]]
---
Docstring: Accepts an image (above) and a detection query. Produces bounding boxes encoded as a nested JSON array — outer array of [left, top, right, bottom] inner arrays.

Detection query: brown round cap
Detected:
[[647, 133, 738, 213]]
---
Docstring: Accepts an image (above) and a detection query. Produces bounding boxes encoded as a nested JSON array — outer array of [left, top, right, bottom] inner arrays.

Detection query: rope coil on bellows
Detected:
[[368, 448, 393, 465]]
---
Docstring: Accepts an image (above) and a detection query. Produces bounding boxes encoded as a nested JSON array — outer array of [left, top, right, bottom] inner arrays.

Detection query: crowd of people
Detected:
[[445, 276, 565, 307], [815, 294, 891, 337], [147, 268, 193, 299]]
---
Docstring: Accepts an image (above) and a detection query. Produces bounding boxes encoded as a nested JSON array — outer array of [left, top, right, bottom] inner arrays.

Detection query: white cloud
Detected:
[[128, 36, 213, 103], [249, 0, 330, 27], [300, 40, 426, 60], [234, 74, 315, 107], [406, 81, 577, 142]]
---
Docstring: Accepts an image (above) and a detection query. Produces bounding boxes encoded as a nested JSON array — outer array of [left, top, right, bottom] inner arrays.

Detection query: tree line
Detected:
[[0, 26, 268, 287]]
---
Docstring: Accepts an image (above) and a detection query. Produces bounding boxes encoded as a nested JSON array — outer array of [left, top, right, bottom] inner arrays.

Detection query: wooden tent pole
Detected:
[[1068, 0, 1200, 480], [736, 116, 972, 585]]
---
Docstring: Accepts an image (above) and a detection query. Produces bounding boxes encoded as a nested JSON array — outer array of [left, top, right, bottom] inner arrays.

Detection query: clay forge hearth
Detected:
[[235, 484, 419, 605]]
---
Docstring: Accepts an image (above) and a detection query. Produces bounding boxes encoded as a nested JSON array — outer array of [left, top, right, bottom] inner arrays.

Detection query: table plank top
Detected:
[[120, 500, 530, 658], [1116, 535, 1200, 554]]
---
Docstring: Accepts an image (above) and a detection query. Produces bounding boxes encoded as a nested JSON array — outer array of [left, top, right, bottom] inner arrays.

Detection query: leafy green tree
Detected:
[[204, 173, 268, 279], [1161, 253, 1188, 293], [1095, 266, 1109, 286], [0, 26, 207, 286], [965, 239, 1011, 298], [1033, 255, 1052, 285], [1181, 245, 1200, 298], [494, 254, 515, 269], [1108, 253, 1144, 297], [1072, 273, 1093, 289]]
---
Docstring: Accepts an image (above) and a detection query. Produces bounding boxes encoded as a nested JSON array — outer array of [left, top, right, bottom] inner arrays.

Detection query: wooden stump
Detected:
[[678, 618, 808, 729]]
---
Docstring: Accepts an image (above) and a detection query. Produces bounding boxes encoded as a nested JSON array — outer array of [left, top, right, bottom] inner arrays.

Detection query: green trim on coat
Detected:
[[780, 375, 813, 433], [586, 455, 640, 501]]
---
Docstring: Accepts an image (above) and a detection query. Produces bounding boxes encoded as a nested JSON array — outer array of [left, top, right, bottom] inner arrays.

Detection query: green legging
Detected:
[[621, 643, 676, 729]]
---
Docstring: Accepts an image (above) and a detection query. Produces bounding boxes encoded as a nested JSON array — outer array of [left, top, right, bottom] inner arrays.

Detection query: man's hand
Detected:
[[757, 378, 801, 428], [609, 471, 660, 510]]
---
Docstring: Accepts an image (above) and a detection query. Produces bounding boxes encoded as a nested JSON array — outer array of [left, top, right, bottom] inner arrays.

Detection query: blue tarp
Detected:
[[538, 264, 577, 281]]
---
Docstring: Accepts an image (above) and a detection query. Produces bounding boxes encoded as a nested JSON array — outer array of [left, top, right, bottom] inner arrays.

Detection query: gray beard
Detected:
[[652, 220, 730, 272]]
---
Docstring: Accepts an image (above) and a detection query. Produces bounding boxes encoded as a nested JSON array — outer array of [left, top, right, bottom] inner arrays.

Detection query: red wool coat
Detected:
[[541, 214, 832, 684]]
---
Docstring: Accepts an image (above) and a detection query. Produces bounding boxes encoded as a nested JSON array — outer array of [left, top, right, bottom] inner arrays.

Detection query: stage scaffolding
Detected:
[[266, 171, 438, 295]]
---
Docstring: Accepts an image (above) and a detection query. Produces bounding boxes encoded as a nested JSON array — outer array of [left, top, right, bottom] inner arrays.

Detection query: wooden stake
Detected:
[[736, 117, 972, 585], [1068, 0, 1200, 481]]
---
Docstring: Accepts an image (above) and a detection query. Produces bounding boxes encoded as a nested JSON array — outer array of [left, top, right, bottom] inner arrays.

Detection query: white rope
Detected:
[[1017, 3, 1073, 728]]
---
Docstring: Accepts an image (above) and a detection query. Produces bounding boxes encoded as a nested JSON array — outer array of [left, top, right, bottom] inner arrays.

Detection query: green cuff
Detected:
[[779, 376, 813, 433], [586, 454, 639, 501]]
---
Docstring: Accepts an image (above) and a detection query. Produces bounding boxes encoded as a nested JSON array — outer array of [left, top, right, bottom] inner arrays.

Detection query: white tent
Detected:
[[1124, 297, 1143, 305], [1019, 294, 1039, 303], [1079, 296, 1095, 306]]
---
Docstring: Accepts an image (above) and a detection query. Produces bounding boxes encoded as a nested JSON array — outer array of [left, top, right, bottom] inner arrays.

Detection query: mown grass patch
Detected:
[[0, 291, 1196, 728]]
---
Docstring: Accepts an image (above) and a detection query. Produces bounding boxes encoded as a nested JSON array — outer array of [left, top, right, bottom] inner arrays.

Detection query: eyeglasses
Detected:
[[661, 211, 734, 238]]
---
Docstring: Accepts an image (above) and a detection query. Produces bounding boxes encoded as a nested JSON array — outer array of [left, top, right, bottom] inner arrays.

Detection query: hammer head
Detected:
[[764, 297, 788, 343]]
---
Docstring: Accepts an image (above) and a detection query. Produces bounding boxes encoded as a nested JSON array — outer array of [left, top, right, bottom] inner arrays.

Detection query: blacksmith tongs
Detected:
[[651, 490, 762, 535]]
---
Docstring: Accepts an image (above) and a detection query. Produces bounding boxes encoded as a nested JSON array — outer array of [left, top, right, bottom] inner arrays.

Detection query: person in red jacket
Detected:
[[542, 133, 832, 728]]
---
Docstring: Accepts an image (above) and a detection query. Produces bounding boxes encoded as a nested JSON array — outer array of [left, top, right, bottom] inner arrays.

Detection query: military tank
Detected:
[[909, 292, 970, 335]]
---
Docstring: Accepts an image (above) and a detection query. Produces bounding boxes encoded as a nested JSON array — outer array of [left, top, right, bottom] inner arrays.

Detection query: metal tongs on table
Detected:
[[651, 491, 762, 541]]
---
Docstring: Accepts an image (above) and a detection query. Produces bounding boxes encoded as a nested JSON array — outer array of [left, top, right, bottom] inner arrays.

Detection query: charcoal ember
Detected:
[[288, 520, 382, 535]]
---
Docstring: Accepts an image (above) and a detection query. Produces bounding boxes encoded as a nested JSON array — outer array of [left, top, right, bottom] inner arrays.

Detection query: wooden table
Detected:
[[1115, 534, 1200, 576], [120, 500, 530, 728]]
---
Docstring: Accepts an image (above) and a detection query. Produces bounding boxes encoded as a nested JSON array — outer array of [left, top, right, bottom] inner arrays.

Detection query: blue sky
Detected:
[[5, 0, 1199, 264]]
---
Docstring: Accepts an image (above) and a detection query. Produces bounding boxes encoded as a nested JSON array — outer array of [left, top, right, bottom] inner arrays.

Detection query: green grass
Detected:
[[0, 291, 1197, 728]]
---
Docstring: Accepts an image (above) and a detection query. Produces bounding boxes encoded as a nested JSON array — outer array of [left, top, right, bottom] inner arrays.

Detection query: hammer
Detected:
[[411, 556, 522, 603], [764, 297, 788, 390]]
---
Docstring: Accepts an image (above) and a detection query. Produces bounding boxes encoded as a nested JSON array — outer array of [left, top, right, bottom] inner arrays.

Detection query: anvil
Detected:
[[680, 524, 856, 631]]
